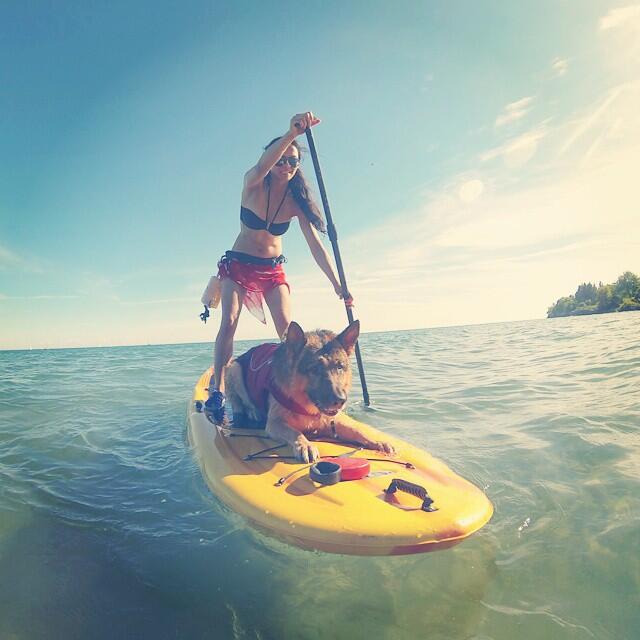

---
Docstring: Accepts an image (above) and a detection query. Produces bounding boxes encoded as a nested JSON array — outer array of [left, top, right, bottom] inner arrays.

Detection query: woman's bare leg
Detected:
[[264, 284, 292, 340], [212, 278, 245, 394]]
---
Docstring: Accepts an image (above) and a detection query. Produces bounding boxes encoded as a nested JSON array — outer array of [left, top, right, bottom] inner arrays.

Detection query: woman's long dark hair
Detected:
[[264, 137, 326, 233]]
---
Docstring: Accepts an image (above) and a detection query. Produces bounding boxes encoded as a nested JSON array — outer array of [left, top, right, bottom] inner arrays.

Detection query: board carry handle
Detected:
[[385, 478, 438, 512]]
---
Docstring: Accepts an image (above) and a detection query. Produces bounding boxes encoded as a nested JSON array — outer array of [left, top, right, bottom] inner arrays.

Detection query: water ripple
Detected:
[[1, 312, 639, 639]]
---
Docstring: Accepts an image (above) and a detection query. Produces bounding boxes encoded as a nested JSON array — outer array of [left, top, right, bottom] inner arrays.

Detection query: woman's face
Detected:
[[271, 145, 300, 181]]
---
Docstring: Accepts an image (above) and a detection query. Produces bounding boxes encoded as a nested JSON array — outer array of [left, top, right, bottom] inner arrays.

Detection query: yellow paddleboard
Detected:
[[188, 369, 493, 556]]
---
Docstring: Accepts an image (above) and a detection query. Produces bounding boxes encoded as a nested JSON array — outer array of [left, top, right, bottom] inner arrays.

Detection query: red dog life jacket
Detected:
[[235, 343, 280, 416]]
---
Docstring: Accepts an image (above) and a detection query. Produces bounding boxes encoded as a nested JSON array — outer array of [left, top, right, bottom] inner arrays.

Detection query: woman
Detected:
[[202, 112, 351, 423]]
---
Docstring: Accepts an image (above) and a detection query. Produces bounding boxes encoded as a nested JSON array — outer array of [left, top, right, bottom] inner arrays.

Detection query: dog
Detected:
[[223, 320, 395, 463]]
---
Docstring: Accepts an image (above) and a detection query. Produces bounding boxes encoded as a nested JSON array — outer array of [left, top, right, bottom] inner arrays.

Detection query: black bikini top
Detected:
[[240, 185, 291, 236]]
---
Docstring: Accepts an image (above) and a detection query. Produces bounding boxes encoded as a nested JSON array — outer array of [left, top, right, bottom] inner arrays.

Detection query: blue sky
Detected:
[[2, 1, 639, 349]]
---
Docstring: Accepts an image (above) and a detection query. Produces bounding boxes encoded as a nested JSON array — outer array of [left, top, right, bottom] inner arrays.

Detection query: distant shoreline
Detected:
[[547, 271, 640, 318], [548, 306, 640, 318]]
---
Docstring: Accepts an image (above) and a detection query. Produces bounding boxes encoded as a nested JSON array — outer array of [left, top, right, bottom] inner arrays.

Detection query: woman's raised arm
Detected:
[[243, 112, 320, 188]]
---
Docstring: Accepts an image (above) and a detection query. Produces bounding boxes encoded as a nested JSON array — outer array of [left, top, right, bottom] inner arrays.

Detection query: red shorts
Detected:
[[218, 251, 290, 324]]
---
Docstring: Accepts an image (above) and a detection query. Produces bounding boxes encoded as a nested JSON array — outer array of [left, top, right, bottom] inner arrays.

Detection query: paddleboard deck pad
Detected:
[[188, 368, 493, 555]]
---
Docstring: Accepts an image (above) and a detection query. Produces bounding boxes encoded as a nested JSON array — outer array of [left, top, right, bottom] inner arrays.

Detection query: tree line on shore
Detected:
[[547, 271, 640, 318]]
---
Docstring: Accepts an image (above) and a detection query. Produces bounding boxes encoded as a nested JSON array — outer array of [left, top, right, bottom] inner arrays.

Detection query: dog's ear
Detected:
[[284, 321, 306, 354], [336, 320, 360, 355]]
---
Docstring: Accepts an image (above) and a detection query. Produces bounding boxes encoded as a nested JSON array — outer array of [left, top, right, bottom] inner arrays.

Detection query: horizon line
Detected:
[[0, 315, 554, 353]]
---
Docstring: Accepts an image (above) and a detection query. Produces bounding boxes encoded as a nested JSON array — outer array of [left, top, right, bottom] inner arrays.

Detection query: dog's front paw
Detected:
[[293, 437, 320, 464], [369, 440, 396, 455]]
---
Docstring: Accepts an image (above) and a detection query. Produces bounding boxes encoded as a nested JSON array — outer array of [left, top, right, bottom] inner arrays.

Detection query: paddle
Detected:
[[304, 127, 371, 406]]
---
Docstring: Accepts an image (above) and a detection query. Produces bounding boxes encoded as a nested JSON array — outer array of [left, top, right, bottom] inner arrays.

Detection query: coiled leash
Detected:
[[309, 461, 342, 485], [271, 447, 362, 486], [272, 453, 415, 487]]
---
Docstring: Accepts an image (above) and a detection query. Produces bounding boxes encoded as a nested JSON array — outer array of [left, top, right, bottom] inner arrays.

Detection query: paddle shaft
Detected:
[[304, 128, 371, 406]]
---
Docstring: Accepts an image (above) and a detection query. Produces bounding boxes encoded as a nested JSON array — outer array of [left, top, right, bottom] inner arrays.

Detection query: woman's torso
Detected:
[[232, 182, 299, 258]]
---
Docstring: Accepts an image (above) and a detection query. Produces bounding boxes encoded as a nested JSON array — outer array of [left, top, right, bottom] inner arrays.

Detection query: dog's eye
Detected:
[[335, 363, 344, 371]]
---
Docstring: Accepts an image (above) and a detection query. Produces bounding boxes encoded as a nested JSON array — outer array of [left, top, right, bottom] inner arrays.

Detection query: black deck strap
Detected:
[[216, 425, 272, 440], [243, 443, 288, 461], [384, 478, 437, 512], [227, 432, 272, 439], [245, 455, 297, 461]]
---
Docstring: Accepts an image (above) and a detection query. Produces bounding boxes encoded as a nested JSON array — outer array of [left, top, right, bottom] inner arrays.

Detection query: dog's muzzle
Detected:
[[314, 394, 347, 416], [318, 404, 343, 417]]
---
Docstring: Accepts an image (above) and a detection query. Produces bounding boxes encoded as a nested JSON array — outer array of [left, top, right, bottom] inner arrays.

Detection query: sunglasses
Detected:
[[275, 156, 300, 168]]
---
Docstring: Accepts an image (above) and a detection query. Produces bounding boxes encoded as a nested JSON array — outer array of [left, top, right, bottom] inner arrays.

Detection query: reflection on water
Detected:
[[1, 312, 639, 639]]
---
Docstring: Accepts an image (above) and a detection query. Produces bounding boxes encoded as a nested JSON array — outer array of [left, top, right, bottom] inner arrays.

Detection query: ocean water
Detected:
[[1, 312, 639, 640]]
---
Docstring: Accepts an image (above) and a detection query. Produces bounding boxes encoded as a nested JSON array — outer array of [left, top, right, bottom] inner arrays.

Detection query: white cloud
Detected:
[[433, 159, 638, 250], [120, 297, 196, 306], [458, 179, 484, 204], [0, 295, 80, 301], [495, 97, 534, 127], [599, 5, 640, 30], [551, 57, 568, 77], [0, 243, 44, 274], [559, 85, 624, 155], [599, 5, 640, 74], [304, 79, 640, 332], [480, 125, 548, 168], [0, 244, 23, 270]]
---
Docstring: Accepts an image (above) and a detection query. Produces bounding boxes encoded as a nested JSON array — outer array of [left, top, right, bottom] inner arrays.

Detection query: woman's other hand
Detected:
[[334, 284, 354, 307]]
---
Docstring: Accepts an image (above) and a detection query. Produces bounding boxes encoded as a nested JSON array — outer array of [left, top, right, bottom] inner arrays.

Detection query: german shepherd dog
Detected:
[[223, 320, 395, 463]]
